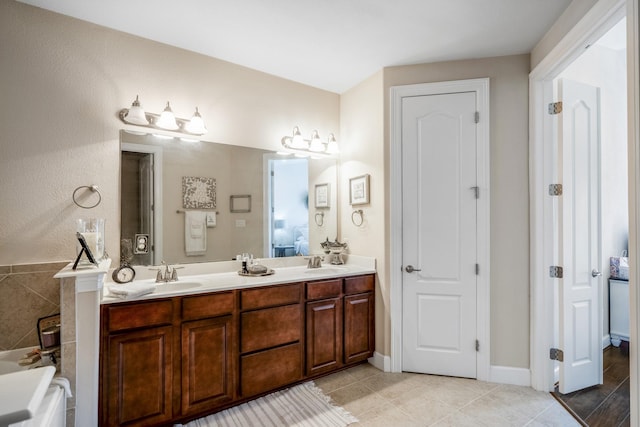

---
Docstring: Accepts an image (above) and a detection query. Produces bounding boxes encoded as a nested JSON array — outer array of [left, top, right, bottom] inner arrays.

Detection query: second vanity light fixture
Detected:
[[281, 126, 339, 156], [119, 95, 208, 136]]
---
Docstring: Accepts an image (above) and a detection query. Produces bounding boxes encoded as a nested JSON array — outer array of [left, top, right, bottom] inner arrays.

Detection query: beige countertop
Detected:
[[101, 256, 376, 304]]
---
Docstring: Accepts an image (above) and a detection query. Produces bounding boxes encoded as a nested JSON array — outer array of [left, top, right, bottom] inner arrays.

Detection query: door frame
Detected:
[[121, 141, 164, 264], [389, 78, 491, 381], [529, 0, 630, 393]]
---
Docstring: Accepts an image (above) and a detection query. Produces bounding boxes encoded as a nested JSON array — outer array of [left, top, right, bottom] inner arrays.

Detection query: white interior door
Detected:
[[558, 78, 603, 394], [401, 91, 478, 378]]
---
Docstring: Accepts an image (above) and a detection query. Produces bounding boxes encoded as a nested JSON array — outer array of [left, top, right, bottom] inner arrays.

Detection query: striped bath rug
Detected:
[[180, 381, 358, 427]]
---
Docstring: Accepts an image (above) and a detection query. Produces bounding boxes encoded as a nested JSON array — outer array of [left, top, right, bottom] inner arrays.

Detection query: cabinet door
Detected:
[[106, 326, 173, 426], [344, 292, 375, 364], [182, 316, 235, 415], [306, 298, 342, 376]]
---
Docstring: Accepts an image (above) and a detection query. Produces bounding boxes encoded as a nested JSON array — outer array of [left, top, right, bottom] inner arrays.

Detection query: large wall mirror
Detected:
[[119, 131, 338, 266]]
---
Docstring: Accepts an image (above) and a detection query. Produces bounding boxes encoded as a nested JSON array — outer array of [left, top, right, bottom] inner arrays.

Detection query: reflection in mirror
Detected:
[[119, 131, 337, 266]]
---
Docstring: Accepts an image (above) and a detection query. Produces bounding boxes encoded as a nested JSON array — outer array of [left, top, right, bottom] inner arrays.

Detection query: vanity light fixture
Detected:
[[156, 102, 179, 130], [280, 126, 338, 156], [119, 96, 208, 136]]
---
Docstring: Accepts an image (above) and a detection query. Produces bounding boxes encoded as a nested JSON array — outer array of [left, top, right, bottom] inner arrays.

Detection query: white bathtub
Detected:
[[0, 348, 66, 427]]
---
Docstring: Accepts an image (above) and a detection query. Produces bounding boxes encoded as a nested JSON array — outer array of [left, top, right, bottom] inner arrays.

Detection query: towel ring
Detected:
[[351, 209, 364, 227], [314, 212, 324, 226], [73, 185, 102, 209]]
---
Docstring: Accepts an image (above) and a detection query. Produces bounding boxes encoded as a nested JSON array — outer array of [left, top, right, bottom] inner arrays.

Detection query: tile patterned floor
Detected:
[[315, 364, 580, 427]]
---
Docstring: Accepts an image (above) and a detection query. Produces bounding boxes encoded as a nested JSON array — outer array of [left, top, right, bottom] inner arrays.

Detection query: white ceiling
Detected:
[[18, 0, 572, 93]]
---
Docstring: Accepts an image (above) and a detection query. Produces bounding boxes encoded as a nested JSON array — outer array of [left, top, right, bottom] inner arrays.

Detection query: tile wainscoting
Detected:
[[0, 261, 68, 350]]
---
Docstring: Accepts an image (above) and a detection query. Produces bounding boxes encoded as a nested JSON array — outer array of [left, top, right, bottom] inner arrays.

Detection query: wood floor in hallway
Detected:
[[552, 344, 630, 426]]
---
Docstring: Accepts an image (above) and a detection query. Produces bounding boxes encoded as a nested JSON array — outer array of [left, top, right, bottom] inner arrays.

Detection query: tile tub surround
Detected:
[[0, 261, 68, 351]]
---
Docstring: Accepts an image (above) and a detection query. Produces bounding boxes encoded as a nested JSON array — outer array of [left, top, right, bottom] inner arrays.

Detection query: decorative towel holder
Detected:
[[72, 185, 102, 209], [351, 209, 364, 227]]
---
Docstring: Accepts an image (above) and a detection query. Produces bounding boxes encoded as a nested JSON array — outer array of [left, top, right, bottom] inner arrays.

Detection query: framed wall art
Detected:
[[230, 194, 251, 213], [315, 183, 330, 208], [349, 174, 370, 205], [182, 176, 216, 209]]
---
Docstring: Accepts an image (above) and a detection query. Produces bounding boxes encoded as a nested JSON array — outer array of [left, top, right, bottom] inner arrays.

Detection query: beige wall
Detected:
[[340, 70, 386, 355], [382, 55, 531, 368], [0, 1, 339, 265]]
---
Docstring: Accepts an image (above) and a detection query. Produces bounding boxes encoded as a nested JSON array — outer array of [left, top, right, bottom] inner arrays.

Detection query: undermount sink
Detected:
[[304, 267, 348, 275], [155, 281, 202, 292]]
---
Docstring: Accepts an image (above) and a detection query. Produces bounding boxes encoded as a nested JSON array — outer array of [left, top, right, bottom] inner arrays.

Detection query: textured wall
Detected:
[[0, 1, 339, 266]]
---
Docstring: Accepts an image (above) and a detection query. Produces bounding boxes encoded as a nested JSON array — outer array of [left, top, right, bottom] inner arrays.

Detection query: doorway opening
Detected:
[[120, 143, 163, 265], [265, 157, 309, 258], [548, 16, 629, 423]]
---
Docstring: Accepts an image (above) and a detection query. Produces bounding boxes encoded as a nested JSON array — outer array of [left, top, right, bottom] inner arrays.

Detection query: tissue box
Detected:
[[610, 257, 629, 280]]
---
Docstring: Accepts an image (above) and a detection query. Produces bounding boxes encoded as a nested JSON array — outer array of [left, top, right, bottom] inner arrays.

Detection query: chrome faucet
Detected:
[[151, 261, 182, 283], [307, 255, 323, 269]]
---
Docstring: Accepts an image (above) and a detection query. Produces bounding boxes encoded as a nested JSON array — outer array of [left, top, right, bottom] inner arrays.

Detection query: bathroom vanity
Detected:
[[98, 265, 375, 426]]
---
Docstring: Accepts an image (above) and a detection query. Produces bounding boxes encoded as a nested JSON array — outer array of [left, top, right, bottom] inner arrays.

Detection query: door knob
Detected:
[[592, 269, 602, 277], [405, 265, 421, 273]]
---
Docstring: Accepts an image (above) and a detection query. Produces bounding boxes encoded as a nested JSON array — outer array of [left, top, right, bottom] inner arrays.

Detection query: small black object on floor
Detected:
[[552, 343, 630, 427]]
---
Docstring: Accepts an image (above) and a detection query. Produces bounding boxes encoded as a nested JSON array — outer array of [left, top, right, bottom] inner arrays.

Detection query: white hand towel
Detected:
[[185, 210, 207, 256], [108, 282, 156, 299]]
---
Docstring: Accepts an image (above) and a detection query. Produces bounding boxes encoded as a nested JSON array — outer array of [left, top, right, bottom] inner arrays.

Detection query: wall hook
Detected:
[[314, 212, 325, 226]]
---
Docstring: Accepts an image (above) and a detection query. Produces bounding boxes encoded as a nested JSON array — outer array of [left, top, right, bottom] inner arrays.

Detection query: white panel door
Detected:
[[401, 91, 478, 378], [558, 78, 602, 394]]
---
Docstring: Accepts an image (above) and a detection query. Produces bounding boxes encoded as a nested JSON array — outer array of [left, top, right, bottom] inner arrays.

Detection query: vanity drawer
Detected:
[[106, 300, 173, 332], [240, 283, 301, 311], [182, 291, 235, 321], [344, 275, 374, 295], [240, 343, 302, 397], [240, 304, 301, 353], [306, 279, 342, 300]]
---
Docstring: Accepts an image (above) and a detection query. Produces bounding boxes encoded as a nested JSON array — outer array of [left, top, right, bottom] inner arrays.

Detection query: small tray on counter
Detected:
[[237, 268, 275, 277]]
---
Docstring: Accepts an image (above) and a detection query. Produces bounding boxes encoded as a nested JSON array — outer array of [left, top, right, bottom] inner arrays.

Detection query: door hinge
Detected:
[[475, 339, 480, 352], [548, 101, 563, 115], [549, 266, 564, 278], [475, 264, 480, 275], [474, 111, 480, 123], [550, 348, 564, 361], [471, 186, 479, 199], [548, 184, 563, 196]]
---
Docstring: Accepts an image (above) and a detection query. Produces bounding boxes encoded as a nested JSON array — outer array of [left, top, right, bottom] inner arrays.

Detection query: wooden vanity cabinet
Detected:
[[238, 283, 304, 398], [100, 299, 175, 427], [180, 292, 235, 417], [343, 275, 375, 364], [305, 279, 343, 376], [99, 273, 375, 426]]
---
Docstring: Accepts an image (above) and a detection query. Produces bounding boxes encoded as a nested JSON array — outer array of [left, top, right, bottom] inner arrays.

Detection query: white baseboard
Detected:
[[603, 334, 611, 349], [368, 352, 391, 372], [489, 365, 531, 387]]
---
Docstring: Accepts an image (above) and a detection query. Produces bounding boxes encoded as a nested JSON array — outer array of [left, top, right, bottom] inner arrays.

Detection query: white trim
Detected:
[[368, 352, 390, 372], [121, 141, 164, 265], [529, 0, 628, 393], [389, 78, 491, 381], [603, 334, 612, 349], [628, 1, 640, 425], [490, 365, 531, 387]]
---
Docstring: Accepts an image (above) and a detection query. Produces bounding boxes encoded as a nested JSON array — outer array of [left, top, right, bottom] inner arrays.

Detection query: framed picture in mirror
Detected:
[[230, 194, 251, 213], [315, 183, 330, 208]]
